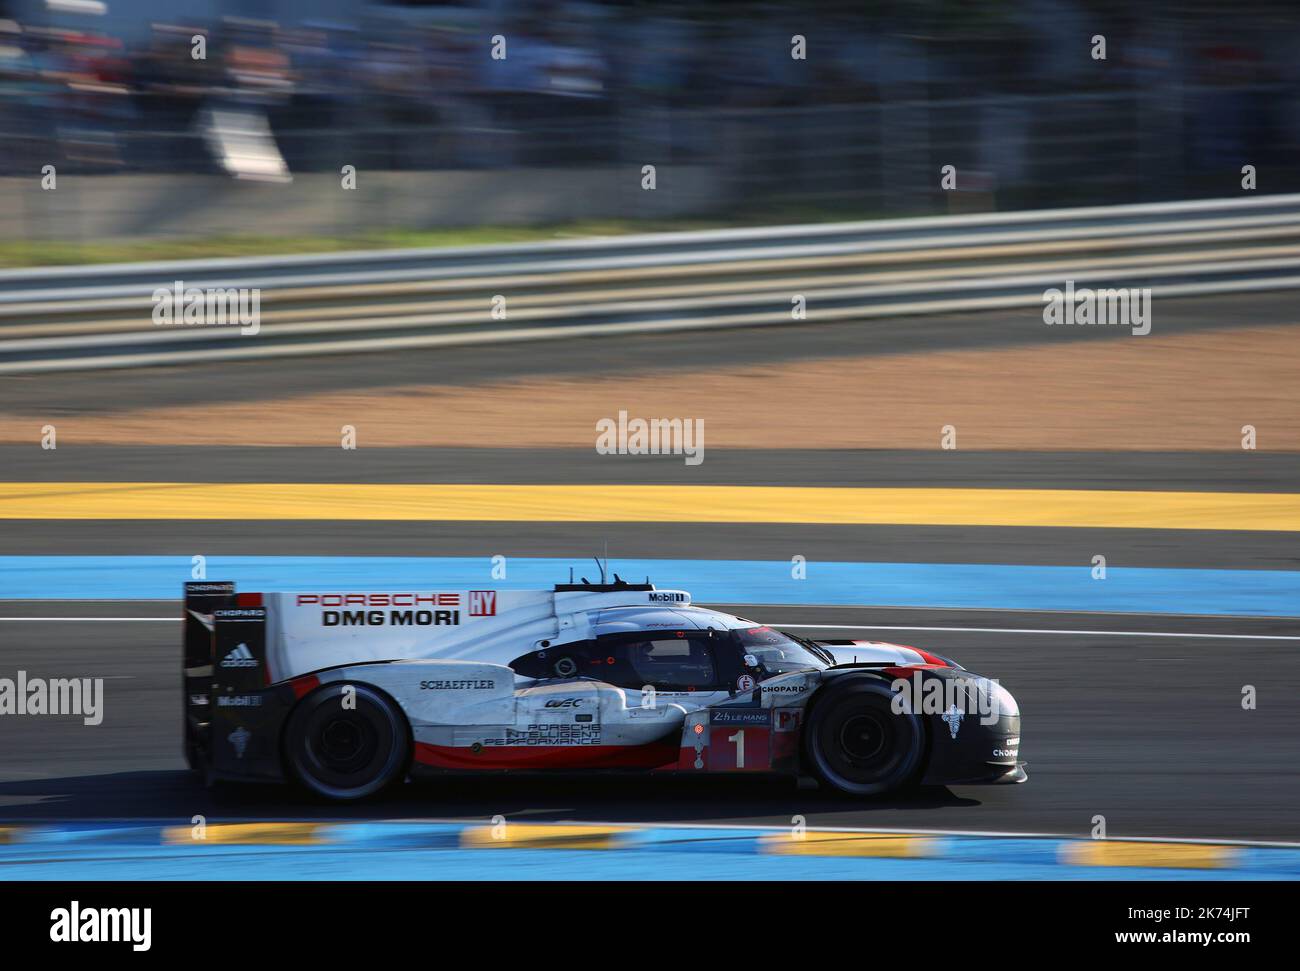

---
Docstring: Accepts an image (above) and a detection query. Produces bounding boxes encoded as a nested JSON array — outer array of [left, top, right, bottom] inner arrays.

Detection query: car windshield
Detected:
[[734, 626, 829, 676]]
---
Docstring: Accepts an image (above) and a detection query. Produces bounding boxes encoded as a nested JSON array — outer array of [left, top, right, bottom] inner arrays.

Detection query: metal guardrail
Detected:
[[3, 193, 1300, 374]]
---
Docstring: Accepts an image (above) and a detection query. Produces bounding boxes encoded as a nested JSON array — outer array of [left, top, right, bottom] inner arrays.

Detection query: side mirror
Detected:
[[743, 654, 759, 670]]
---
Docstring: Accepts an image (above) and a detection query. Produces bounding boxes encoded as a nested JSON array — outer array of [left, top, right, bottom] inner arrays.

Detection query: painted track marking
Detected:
[[2, 483, 1299, 530], [776, 623, 1300, 641], [2, 615, 1299, 641]]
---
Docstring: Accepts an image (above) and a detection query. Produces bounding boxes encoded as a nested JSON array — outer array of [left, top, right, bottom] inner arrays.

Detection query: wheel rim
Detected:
[[290, 686, 407, 799], [317, 716, 376, 771], [839, 713, 888, 761], [811, 690, 921, 794]]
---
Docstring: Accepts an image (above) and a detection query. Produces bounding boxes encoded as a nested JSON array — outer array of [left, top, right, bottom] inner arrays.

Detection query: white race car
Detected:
[[183, 576, 1024, 800]]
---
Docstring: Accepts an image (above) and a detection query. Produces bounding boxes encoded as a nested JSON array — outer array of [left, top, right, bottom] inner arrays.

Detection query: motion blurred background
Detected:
[[1, 0, 1299, 864], [3, 0, 1300, 247]]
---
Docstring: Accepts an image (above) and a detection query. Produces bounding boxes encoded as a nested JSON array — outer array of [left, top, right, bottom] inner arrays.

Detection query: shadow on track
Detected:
[[0, 771, 980, 824]]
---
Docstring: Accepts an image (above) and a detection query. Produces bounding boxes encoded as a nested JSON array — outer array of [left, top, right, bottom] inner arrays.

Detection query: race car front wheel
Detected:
[[803, 680, 925, 797], [284, 683, 410, 801]]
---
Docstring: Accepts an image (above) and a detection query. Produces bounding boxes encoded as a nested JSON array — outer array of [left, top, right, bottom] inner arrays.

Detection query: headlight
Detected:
[[988, 680, 1019, 719]]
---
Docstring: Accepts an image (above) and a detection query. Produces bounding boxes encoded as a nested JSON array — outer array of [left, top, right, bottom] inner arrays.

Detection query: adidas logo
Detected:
[[219, 643, 258, 669]]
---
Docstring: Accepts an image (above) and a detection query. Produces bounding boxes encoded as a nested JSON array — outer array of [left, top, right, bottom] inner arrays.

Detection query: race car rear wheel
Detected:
[[803, 680, 924, 797], [284, 683, 410, 801]]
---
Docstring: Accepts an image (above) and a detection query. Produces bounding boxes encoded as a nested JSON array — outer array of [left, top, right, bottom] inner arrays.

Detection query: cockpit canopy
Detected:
[[510, 614, 830, 690]]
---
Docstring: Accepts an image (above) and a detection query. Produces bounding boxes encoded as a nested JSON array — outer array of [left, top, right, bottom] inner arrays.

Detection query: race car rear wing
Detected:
[[183, 581, 302, 777], [182, 581, 235, 717], [183, 581, 277, 769], [183, 581, 273, 689]]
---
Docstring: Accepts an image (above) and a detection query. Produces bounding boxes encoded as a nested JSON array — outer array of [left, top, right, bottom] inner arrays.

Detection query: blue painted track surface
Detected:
[[2, 823, 1298, 881], [3, 556, 1300, 616]]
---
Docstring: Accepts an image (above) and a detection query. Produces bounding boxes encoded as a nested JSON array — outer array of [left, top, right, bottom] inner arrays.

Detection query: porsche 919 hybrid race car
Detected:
[[183, 577, 1025, 801]]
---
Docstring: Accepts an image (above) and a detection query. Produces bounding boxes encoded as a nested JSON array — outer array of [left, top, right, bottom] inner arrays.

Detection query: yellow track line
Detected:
[[0, 483, 1297, 530], [1059, 840, 1239, 869], [762, 832, 938, 858], [460, 823, 630, 849], [161, 823, 330, 845]]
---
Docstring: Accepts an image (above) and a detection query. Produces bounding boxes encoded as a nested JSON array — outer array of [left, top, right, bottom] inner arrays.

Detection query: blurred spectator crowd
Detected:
[[1, 0, 1299, 205]]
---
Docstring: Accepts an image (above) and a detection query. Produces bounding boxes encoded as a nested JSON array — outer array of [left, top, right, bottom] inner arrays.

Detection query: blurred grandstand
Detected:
[[2, 0, 1300, 240]]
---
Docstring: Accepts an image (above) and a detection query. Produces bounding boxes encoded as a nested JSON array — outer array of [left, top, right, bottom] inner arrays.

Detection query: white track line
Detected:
[[0, 616, 1296, 641], [390, 816, 1300, 848], [716, 602, 1300, 621], [0, 617, 178, 622], [776, 623, 1300, 641]]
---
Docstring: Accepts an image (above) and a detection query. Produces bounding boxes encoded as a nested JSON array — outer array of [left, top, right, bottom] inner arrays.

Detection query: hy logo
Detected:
[[219, 643, 258, 668], [942, 704, 964, 739]]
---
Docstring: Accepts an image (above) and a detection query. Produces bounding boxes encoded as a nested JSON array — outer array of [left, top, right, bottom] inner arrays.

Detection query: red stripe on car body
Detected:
[[413, 739, 679, 771], [289, 675, 321, 699]]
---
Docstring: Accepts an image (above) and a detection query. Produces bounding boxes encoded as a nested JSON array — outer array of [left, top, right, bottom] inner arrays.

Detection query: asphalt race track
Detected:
[[1, 440, 1297, 843], [2, 293, 1298, 847], [0, 599, 1298, 841]]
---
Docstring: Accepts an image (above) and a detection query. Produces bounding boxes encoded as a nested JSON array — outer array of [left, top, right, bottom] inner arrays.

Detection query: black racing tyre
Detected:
[[803, 680, 925, 797], [284, 683, 410, 801]]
